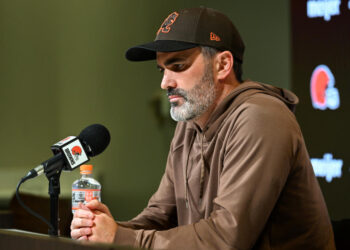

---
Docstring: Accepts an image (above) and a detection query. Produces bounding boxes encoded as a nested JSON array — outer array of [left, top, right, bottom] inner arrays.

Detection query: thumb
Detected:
[[85, 200, 112, 217], [79, 202, 91, 211]]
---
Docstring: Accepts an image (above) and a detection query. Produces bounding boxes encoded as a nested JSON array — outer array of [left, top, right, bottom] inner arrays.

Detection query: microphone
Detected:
[[23, 124, 110, 181]]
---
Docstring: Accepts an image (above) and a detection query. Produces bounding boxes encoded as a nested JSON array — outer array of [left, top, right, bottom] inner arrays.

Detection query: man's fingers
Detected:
[[73, 208, 95, 219], [71, 217, 94, 230], [78, 236, 88, 241], [71, 227, 92, 240], [88, 213, 118, 243]]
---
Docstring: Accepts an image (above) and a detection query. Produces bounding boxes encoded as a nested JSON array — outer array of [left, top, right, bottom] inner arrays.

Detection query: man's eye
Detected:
[[172, 64, 185, 71]]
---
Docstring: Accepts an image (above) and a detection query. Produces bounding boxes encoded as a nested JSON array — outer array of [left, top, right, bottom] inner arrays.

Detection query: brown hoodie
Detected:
[[115, 81, 335, 249]]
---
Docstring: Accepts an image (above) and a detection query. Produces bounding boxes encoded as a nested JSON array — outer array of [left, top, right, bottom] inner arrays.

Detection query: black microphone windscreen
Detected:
[[78, 124, 111, 157]]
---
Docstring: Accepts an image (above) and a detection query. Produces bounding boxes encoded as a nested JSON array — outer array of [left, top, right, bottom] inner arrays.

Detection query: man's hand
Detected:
[[70, 200, 118, 243]]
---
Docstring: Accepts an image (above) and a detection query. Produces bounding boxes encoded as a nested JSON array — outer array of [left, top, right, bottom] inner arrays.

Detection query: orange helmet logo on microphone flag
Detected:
[[72, 146, 82, 161]]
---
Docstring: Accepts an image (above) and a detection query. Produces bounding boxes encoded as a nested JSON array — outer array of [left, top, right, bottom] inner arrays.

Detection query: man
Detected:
[[71, 7, 335, 249]]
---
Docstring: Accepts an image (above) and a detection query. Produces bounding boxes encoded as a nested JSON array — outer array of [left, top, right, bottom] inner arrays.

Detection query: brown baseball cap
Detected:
[[125, 7, 245, 62]]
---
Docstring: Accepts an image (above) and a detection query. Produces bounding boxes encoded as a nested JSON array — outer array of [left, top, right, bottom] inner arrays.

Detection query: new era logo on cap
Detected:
[[210, 32, 221, 41]]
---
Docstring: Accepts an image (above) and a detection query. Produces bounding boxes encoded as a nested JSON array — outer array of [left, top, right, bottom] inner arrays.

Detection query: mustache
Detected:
[[167, 88, 188, 100]]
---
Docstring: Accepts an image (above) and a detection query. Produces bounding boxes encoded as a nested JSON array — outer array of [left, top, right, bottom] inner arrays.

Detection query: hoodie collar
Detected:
[[188, 81, 299, 141]]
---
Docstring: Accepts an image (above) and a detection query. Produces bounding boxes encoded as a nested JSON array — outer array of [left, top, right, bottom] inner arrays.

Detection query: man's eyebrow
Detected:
[[157, 56, 187, 69], [164, 57, 186, 66]]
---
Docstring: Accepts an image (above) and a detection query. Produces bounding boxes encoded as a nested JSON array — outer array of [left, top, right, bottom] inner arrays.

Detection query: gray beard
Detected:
[[169, 63, 216, 122]]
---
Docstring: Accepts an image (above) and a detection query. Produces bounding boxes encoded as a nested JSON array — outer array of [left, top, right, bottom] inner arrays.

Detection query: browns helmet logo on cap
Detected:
[[157, 12, 179, 35]]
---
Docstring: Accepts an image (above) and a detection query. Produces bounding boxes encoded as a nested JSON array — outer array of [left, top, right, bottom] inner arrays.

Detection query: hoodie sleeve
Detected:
[[115, 95, 302, 249]]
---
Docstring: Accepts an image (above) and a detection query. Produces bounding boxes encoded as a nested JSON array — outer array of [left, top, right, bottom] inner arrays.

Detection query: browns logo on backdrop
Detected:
[[310, 64, 340, 110]]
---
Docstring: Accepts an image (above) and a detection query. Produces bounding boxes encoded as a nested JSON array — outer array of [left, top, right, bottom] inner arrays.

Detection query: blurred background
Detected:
[[0, 0, 348, 236]]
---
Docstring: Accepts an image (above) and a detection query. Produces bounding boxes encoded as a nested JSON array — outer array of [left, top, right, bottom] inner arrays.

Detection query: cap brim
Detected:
[[125, 40, 198, 61]]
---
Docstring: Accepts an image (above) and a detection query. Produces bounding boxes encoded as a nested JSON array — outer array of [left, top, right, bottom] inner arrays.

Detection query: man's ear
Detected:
[[214, 51, 234, 81]]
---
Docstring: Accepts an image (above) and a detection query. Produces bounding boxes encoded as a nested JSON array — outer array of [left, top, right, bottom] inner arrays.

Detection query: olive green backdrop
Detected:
[[0, 0, 290, 220]]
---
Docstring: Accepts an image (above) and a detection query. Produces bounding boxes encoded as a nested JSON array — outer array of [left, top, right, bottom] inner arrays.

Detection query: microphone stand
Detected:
[[45, 167, 62, 236]]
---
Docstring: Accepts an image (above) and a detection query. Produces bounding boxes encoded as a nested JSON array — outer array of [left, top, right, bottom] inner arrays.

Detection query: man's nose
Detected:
[[160, 70, 177, 90]]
